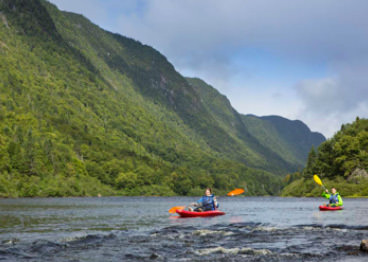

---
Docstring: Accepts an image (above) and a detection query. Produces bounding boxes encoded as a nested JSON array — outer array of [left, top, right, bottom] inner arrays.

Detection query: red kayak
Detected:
[[319, 205, 343, 211], [176, 209, 225, 217]]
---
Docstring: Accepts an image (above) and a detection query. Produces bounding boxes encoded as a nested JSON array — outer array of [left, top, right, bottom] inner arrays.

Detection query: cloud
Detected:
[[113, 0, 368, 137], [49, 0, 107, 22], [295, 60, 368, 136], [115, 0, 368, 63], [48, 0, 368, 137], [48, 0, 145, 32]]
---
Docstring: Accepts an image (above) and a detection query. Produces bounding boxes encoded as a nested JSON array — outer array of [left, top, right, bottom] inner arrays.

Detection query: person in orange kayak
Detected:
[[188, 187, 218, 212], [322, 187, 343, 207]]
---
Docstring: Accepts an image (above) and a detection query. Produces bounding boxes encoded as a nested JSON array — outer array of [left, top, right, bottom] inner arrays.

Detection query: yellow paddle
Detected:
[[313, 174, 326, 189]]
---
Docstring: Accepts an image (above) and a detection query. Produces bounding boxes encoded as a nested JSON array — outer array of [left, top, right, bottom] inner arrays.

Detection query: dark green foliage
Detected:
[[282, 118, 368, 196], [304, 118, 368, 178], [303, 147, 317, 179], [0, 0, 322, 197]]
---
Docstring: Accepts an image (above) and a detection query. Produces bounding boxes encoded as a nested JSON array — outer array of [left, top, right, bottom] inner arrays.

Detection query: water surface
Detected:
[[0, 197, 367, 261]]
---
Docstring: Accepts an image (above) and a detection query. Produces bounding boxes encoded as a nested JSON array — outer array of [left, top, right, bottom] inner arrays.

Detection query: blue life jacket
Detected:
[[329, 193, 339, 204], [198, 194, 217, 210]]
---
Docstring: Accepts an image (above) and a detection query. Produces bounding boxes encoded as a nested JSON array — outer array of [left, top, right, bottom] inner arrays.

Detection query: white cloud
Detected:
[[48, 0, 368, 137], [113, 1, 368, 132], [114, 0, 368, 63], [295, 61, 368, 137]]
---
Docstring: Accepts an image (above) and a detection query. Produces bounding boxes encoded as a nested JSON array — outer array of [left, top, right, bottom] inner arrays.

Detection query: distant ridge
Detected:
[[243, 114, 325, 165]]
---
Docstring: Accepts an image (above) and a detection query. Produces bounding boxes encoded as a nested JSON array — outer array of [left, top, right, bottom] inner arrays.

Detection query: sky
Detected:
[[48, 0, 368, 138]]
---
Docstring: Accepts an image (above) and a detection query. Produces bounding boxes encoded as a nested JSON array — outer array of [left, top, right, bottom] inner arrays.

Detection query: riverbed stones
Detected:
[[360, 239, 368, 252]]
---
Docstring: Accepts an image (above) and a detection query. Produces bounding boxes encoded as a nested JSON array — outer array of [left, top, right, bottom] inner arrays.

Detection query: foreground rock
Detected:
[[360, 239, 368, 252]]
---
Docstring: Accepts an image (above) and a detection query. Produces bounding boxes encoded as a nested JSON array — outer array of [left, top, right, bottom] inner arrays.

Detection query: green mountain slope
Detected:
[[186, 78, 325, 171], [0, 0, 324, 197], [241, 115, 325, 166], [282, 118, 368, 197], [47, 8, 285, 173]]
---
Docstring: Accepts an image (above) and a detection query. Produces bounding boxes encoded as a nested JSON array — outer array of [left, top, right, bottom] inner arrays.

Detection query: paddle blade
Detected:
[[168, 206, 185, 214], [227, 188, 245, 196], [313, 174, 323, 186]]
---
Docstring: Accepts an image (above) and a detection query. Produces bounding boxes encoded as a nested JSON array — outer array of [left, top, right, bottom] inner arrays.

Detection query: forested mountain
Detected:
[[0, 0, 324, 197], [282, 118, 368, 197], [187, 78, 325, 170], [241, 115, 325, 167]]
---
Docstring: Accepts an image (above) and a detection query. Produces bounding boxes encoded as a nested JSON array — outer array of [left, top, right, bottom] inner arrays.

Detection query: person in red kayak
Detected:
[[188, 187, 219, 212], [322, 187, 343, 207]]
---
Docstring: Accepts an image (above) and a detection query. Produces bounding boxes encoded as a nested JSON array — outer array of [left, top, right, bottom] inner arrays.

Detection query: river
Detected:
[[0, 196, 367, 261]]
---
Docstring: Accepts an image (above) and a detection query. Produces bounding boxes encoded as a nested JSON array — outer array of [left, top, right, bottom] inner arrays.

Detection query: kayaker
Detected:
[[322, 188, 343, 207], [188, 187, 218, 212]]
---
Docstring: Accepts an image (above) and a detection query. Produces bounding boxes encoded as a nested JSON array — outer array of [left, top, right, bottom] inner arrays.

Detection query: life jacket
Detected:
[[329, 193, 339, 204], [199, 195, 215, 210]]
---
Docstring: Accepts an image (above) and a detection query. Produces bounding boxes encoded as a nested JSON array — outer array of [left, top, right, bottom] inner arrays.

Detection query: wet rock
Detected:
[[150, 252, 159, 259], [337, 245, 360, 255], [1, 238, 19, 245], [360, 240, 368, 252]]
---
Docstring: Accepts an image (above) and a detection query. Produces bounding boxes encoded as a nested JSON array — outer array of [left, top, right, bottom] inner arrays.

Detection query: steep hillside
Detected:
[[47, 7, 285, 173], [42, 1, 320, 175], [0, 0, 323, 197], [242, 115, 325, 166], [187, 78, 325, 171]]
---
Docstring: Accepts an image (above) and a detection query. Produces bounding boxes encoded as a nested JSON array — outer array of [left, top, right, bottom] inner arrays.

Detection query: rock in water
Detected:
[[360, 239, 368, 252], [150, 253, 159, 259]]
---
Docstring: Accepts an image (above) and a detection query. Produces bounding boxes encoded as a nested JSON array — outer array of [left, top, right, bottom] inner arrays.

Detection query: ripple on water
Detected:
[[194, 246, 272, 256], [192, 229, 234, 237], [1, 197, 367, 262]]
